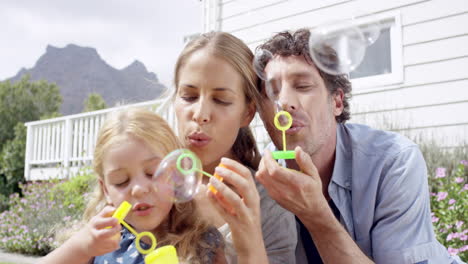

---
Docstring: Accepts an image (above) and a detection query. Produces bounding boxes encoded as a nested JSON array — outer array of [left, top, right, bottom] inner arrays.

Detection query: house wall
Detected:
[[207, 0, 468, 148]]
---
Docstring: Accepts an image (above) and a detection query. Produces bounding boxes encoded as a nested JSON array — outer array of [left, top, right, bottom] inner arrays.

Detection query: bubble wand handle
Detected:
[[195, 168, 214, 178], [195, 165, 235, 215], [282, 130, 287, 152], [120, 220, 138, 238], [112, 201, 157, 254], [272, 111, 296, 160]]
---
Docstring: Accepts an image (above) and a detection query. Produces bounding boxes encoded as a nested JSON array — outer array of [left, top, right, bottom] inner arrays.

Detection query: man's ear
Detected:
[[332, 88, 344, 117], [99, 178, 113, 205], [241, 101, 256, 127]]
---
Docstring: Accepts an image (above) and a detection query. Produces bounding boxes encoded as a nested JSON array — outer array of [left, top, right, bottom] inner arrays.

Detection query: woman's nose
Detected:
[[192, 99, 211, 124]]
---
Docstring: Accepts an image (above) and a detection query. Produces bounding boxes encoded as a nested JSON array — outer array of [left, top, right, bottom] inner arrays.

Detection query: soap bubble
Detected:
[[253, 49, 273, 81], [254, 18, 382, 77], [309, 21, 366, 75], [360, 21, 381, 46], [253, 49, 285, 113], [153, 149, 203, 203]]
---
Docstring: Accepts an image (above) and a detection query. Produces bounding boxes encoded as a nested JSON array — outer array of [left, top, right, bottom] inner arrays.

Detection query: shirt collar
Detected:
[[329, 123, 352, 190]]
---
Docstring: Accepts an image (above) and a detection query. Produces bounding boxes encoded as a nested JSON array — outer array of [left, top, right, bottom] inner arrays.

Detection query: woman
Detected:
[[172, 31, 297, 264]]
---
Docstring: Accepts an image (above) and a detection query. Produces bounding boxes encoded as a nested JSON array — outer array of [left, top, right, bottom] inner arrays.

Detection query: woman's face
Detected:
[[174, 49, 254, 172]]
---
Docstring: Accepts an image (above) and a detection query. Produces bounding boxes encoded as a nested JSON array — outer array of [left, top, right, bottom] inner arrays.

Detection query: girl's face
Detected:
[[100, 135, 172, 233], [174, 49, 254, 172]]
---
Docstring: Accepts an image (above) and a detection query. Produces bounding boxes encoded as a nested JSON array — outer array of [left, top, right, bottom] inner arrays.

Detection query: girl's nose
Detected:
[[131, 178, 151, 198]]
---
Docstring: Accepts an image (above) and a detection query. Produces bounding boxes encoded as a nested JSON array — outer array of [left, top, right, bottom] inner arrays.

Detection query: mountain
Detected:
[[8, 44, 165, 115]]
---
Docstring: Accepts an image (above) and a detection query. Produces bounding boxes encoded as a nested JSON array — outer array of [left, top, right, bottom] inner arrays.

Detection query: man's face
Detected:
[[258, 55, 344, 157]]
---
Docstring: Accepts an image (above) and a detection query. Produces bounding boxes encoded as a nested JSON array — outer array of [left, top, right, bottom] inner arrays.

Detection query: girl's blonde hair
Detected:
[[173, 31, 262, 170], [82, 107, 216, 263]]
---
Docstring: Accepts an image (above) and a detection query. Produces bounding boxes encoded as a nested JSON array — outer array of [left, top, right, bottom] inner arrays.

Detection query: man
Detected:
[[255, 29, 462, 264]]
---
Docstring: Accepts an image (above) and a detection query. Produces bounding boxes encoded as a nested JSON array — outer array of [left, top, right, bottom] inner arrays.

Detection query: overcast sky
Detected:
[[0, 0, 203, 86]]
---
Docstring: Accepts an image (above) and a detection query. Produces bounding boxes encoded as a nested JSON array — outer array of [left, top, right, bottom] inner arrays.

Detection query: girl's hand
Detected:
[[75, 205, 122, 258], [38, 206, 122, 264], [207, 158, 268, 263]]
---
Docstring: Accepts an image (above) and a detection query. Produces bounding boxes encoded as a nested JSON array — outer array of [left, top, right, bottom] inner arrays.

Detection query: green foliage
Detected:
[[0, 75, 62, 206], [48, 167, 96, 210], [0, 123, 26, 196], [429, 162, 468, 259], [0, 194, 8, 213], [0, 75, 61, 149], [0, 169, 95, 256], [82, 92, 107, 112]]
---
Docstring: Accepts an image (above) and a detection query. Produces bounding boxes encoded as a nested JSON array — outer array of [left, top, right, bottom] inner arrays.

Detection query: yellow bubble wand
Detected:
[[111, 201, 179, 264], [271, 110, 296, 160]]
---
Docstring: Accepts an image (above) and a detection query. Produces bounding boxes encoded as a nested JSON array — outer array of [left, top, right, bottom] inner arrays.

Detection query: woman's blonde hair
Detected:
[[173, 31, 262, 170], [82, 107, 216, 263]]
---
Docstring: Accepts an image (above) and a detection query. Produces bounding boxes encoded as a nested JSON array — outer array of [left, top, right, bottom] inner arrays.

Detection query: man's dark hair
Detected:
[[256, 28, 352, 123]]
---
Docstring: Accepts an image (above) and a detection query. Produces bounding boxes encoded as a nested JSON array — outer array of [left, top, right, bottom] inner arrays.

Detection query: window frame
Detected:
[[350, 11, 403, 91]]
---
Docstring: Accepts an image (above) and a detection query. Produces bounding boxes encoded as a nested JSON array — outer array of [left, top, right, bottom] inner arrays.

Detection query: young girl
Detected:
[[39, 108, 226, 264], [173, 31, 297, 263]]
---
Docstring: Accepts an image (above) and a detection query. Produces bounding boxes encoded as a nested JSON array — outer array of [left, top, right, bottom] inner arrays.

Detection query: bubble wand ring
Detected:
[[176, 152, 197, 174], [173, 150, 235, 214], [272, 111, 295, 160], [176, 152, 215, 179], [274, 110, 293, 150]]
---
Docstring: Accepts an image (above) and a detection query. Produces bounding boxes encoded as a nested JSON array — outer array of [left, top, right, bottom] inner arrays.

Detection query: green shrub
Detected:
[[0, 169, 94, 255], [429, 161, 468, 260], [0, 194, 8, 213], [48, 167, 95, 210], [0, 123, 27, 200]]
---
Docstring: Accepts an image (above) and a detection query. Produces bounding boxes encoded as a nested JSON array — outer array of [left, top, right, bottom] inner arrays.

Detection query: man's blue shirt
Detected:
[[271, 123, 462, 263]]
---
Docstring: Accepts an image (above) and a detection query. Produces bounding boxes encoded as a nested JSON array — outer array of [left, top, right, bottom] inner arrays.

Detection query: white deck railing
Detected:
[[24, 98, 177, 180], [24, 98, 270, 181]]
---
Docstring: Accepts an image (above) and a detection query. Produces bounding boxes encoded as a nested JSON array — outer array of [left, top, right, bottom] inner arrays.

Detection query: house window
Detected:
[[350, 11, 403, 91]]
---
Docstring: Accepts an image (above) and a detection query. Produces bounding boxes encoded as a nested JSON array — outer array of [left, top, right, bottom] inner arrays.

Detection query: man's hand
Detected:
[[256, 146, 329, 222]]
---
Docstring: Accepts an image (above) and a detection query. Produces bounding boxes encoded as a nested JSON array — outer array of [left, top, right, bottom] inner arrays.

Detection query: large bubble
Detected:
[[254, 19, 381, 78], [253, 49, 284, 113], [253, 49, 273, 81], [152, 149, 203, 203], [360, 21, 381, 46], [309, 21, 366, 75]]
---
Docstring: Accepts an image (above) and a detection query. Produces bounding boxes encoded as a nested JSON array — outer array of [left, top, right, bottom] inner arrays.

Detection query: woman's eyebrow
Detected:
[[213, 87, 236, 94]]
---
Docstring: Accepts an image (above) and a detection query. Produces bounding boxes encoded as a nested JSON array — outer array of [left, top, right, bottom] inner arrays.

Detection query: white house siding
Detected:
[[207, 0, 468, 148]]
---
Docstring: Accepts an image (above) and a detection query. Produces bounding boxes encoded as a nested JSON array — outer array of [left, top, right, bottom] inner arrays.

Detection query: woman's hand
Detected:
[[207, 158, 268, 264]]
